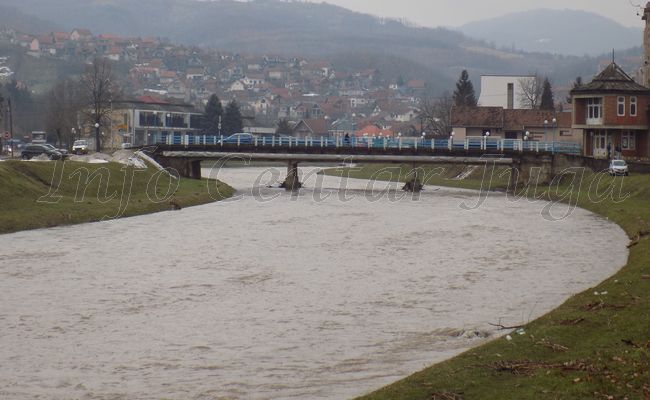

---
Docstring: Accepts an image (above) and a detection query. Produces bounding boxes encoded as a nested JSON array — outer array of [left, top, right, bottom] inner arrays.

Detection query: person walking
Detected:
[[607, 142, 612, 159]]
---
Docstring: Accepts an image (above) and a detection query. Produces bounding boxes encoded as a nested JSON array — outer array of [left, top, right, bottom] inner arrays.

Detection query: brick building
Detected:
[[570, 62, 650, 159]]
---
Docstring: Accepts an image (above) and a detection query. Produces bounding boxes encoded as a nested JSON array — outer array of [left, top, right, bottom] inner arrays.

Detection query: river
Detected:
[[0, 166, 629, 399]]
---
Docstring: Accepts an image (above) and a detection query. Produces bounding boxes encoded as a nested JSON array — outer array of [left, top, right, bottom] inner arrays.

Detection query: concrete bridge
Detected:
[[147, 136, 581, 191]]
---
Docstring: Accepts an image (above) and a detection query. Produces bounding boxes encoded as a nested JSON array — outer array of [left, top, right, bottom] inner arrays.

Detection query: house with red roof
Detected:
[[292, 119, 330, 138], [71, 29, 93, 42]]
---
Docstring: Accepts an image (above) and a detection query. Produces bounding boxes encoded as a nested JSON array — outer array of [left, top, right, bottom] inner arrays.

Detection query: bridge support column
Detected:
[[403, 167, 424, 192], [510, 155, 553, 190], [155, 157, 202, 179], [280, 161, 302, 191]]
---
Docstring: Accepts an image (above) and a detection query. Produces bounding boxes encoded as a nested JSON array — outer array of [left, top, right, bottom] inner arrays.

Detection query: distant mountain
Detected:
[[460, 9, 642, 56], [0, 0, 633, 92], [0, 4, 61, 34]]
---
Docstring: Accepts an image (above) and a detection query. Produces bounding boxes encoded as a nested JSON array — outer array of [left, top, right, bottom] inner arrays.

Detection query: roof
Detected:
[[452, 106, 571, 130], [73, 28, 93, 36], [503, 109, 571, 130], [452, 106, 503, 128], [571, 62, 650, 95], [293, 119, 330, 135], [113, 98, 200, 113]]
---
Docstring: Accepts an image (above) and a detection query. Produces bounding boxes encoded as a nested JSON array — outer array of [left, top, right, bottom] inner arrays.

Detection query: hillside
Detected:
[[0, 0, 642, 92], [0, 4, 61, 34], [461, 9, 642, 56]]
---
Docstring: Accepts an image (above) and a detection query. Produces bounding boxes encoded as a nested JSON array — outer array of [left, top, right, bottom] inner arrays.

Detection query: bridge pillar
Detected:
[[510, 154, 553, 190], [156, 157, 202, 179], [403, 167, 424, 192], [280, 161, 302, 191]]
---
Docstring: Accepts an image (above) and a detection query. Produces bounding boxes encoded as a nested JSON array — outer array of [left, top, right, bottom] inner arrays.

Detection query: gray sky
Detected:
[[313, 0, 644, 28]]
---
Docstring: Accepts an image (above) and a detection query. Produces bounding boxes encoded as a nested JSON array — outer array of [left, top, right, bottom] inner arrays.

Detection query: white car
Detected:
[[72, 140, 89, 154], [609, 159, 629, 176]]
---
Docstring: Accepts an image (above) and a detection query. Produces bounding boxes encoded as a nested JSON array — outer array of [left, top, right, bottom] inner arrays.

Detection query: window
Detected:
[[189, 114, 203, 130], [507, 83, 514, 109], [617, 97, 625, 116], [622, 131, 636, 150], [139, 111, 160, 127], [630, 97, 637, 116], [587, 98, 602, 122]]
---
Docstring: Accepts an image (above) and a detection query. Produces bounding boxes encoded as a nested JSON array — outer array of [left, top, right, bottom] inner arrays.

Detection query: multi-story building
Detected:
[[570, 62, 650, 159], [478, 75, 537, 110], [109, 97, 203, 146]]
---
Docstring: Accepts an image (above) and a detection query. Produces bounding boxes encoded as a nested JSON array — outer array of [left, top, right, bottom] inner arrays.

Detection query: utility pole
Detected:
[[8, 97, 14, 157]]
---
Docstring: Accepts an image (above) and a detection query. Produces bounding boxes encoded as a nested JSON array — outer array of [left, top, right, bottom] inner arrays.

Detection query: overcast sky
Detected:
[[311, 0, 645, 28]]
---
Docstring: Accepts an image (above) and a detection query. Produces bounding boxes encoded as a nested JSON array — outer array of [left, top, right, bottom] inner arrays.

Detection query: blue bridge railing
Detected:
[[151, 135, 582, 156]]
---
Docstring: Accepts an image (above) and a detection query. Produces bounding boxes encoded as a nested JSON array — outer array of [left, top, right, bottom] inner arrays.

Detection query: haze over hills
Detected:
[[0, 0, 644, 92], [0, 4, 61, 35], [460, 9, 642, 56]]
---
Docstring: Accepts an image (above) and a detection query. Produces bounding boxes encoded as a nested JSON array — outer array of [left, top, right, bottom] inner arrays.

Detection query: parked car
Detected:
[[42, 143, 69, 156], [609, 159, 629, 176], [20, 144, 64, 160], [72, 139, 89, 154], [219, 133, 257, 145]]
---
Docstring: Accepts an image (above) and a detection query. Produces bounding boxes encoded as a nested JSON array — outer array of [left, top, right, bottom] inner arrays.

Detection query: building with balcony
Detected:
[[570, 62, 650, 159], [109, 97, 203, 146]]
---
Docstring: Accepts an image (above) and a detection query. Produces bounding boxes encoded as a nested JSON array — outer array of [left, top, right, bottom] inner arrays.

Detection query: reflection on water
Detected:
[[0, 167, 628, 399]]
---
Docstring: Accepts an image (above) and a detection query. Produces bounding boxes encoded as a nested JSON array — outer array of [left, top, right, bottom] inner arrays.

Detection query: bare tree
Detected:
[[418, 92, 453, 136], [45, 79, 82, 149], [80, 58, 119, 152], [518, 73, 543, 109]]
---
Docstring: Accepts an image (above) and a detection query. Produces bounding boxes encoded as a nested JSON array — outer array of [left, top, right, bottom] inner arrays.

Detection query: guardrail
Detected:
[[149, 134, 582, 155]]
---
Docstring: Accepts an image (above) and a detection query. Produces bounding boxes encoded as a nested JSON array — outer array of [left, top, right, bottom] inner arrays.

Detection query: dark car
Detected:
[[20, 144, 64, 160], [42, 143, 69, 156]]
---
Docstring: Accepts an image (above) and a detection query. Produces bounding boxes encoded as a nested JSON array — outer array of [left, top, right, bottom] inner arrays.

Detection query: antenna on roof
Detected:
[[612, 49, 616, 64]]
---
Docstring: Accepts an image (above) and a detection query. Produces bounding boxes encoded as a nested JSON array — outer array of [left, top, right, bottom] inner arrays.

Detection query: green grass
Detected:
[[323, 164, 650, 400], [0, 160, 234, 234]]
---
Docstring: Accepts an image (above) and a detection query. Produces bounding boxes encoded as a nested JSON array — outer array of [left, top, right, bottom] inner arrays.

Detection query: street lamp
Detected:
[[544, 119, 548, 144], [552, 117, 557, 154], [94, 122, 100, 152]]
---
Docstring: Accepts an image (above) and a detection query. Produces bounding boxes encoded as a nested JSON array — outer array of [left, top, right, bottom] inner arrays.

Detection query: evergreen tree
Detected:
[[453, 70, 477, 107], [222, 100, 243, 136], [201, 94, 223, 134], [275, 118, 293, 135], [540, 78, 555, 110]]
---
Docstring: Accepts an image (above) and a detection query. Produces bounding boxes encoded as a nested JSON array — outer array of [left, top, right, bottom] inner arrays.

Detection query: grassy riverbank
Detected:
[[0, 160, 234, 234], [324, 164, 650, 399]]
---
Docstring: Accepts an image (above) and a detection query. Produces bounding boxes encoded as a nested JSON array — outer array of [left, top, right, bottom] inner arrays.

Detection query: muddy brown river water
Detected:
[[0, 167, 628, 399]]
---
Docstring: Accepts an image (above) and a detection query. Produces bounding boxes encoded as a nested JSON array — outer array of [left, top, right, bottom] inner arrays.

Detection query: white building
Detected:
[[478, 75, 536, 110]]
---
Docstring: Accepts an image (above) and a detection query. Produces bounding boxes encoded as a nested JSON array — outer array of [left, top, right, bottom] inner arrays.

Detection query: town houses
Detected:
[[2, 12, 650, 162], [0, 26, 431, 143]]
